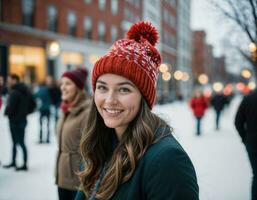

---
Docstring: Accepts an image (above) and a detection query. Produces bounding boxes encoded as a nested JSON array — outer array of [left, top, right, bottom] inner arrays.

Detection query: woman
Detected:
[[190, 90, 208, 136], [56, 69, 91, 200], [77, 21, 199, 200]]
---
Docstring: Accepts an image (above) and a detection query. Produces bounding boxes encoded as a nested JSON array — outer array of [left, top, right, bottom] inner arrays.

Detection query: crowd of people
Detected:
[[0, 21, 256, 200], [189, 89, 233, 136]]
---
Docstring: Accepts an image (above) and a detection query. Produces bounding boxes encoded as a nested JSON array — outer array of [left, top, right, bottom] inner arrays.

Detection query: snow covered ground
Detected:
[[0, 96, 251, 200]]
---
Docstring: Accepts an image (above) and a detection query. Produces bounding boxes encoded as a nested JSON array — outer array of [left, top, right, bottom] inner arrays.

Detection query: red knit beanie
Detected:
[[92, 21, 162, 108], [62, 68, 87, 90]]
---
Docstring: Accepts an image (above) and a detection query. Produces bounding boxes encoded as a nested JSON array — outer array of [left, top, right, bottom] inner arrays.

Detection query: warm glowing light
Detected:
[[159, 63, 169, 73], [241, 69, 252, 79], [62, 52, 83, 65], [198, 74, 208, 85], [248, 81, 256, 90], [213, 82, 224, 92], [249, 42, 257, 53], [236, 82, 245, 92], [182, 72, 190, 81], [89, 55, 100, 64], [47, 41, 60, 57], [162, 72, 171, 81], [174, 70, 183, 80], [224, 84, 233, 96]]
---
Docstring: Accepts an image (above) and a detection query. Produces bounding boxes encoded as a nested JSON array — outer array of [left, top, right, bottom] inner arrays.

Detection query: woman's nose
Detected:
[[105, 91, 118, 105]]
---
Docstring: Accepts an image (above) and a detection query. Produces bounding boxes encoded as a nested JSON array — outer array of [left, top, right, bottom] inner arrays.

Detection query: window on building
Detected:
[[134, 0, 140, 8], [0, 0, 3, 21], [98, 21, 105, 41], [84, 0, 91, 4], [67, 11, 76, 36], [111, 25, 118, 42], [22, 0, 35, 27], [98, 0, 106, 10], [47, 5, 57, 32], [111, 0, 118, 14], [84, 17, 92, 39]]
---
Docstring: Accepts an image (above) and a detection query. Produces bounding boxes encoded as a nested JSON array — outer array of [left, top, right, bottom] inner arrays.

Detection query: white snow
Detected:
[[0, 96, 251, 200]]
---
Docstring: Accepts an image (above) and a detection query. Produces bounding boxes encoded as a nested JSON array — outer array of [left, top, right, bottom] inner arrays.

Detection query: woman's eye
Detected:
[[119, 87, 131, 93], [96, 85, 107, 91]]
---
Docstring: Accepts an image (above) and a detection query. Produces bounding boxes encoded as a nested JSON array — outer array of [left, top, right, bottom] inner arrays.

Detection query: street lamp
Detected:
[[213, 82, 224, 92], [174, 70, 183, 80], [248, 81, 256, 90], [198, 74, 208, 85], [162, 72, 171, 81], [249, 42, 257, 61], [241, 69, 252, 79], [182, 72, 190, 81], [47, 41, 60, 58], [159, 63, 169, 73]]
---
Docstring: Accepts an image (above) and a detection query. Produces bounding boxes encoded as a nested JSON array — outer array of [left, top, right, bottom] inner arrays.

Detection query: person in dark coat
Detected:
[[34, 82, 52, 143], [46, 76, 61, 125], [0, 75, 4, 110], [3, 74, 30, 171], [190, 90, 208, 136], [211, 91, 228, 130], [76, 21, 199, 200], [235, 89, 257, 200]]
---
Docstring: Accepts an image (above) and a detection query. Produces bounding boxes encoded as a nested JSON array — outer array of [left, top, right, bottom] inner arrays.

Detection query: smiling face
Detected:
[[60, 77, 78, 103], [94, 73, 142, 139]]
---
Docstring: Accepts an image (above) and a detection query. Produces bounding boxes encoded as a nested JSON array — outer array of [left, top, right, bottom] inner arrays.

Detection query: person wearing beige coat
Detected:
[[56, 68, 91, 200]]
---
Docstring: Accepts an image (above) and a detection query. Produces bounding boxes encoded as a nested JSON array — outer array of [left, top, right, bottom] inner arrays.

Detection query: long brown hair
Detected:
[[79, 98, 170, 199]]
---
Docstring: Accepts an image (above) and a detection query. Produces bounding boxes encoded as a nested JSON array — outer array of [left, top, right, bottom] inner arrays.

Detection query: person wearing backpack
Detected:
[[3, 74, 30, 171]]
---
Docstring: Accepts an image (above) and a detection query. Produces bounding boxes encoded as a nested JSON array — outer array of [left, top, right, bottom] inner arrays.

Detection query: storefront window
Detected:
[[62, 51, 84, 70], [9, 45, 46, 84]]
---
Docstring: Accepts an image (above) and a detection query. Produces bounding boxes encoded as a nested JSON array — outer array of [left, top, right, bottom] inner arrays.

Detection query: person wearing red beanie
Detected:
[[76, 21, 199, 200], [55, 68, 91, 200]]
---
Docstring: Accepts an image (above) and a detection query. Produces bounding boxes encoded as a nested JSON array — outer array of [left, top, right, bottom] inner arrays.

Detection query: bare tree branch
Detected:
[[249, 0, 257, 42]]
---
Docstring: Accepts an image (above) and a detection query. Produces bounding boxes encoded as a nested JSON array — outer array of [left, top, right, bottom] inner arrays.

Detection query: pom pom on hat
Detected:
[[126, 21, 158, 46], [92, 21, 161, 109]]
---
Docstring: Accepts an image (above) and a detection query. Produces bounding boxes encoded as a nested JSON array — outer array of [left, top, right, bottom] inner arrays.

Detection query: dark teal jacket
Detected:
[[76, 127, 199, 200]]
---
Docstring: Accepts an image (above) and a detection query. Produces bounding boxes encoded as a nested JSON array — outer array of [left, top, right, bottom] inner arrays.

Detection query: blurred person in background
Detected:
[[190, 89, 208, 136], [55, 69, 91, 200], [0, 75, 4, 110], [3, 74, 31, 171], [76, 21, 199, 200], [210, 91, 228, 130], [46, 76, 61, 126], [34, 81, 52, 143], [235, 89, 257, 200]]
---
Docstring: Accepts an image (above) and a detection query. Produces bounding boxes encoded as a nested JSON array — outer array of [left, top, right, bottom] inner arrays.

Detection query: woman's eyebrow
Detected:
[[96, 80, 107, 85], [117, 82, 136, 88], [97, 80, 136, 88]]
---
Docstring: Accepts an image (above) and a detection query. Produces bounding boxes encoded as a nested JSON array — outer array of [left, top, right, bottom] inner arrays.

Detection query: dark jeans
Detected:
[[196, 117, 202, 136], [215, 110, 221, 130], [58, 187, 77, 200], [246, 146, 257, 200], [9, 119, 27, 165], [39, 109, 50, 142]]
